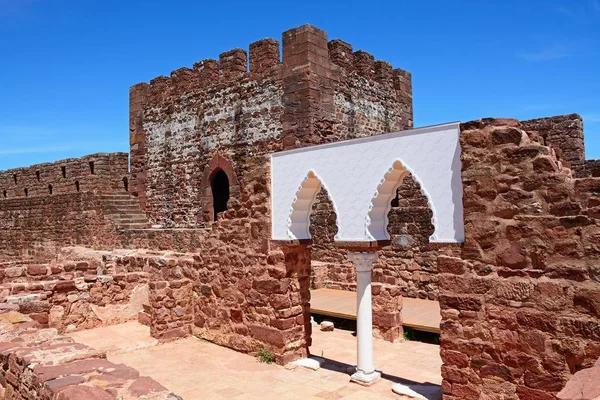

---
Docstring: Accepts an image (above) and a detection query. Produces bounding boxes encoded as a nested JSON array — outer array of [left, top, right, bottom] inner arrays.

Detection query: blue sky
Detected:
[[0, 0, 599, 170]]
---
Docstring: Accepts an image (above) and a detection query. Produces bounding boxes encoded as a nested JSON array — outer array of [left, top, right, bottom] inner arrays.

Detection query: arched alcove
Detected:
[[123, 177, 129, 192], [309, 186, 341, 262], [48, 184, 53, 195], [211, 169, 230, 221], [288, 171, 339, 240], [367, 161, 409, 240]]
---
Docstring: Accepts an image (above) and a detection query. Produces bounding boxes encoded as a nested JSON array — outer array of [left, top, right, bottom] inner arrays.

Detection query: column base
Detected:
[[350, 370, 381, 386]]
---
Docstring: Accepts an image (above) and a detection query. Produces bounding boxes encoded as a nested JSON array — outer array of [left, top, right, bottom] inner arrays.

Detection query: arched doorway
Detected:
[[211, 169, 229, 221]]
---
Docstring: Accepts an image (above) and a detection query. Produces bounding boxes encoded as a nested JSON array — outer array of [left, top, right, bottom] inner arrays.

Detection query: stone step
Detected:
[[101, 199, 140, 205], [106, 215, 148, 222], [116, 223, 152, 229], [104, 205, 143, 211]]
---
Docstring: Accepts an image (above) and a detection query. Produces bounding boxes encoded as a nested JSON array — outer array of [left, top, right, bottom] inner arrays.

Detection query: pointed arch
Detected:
[[367, 160, 435, 241], [287, 171, 339, 240], [201, 152, 239, 223]]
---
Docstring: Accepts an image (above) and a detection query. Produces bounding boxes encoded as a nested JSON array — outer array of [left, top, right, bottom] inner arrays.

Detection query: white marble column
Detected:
[[347, 251, 381, 385]]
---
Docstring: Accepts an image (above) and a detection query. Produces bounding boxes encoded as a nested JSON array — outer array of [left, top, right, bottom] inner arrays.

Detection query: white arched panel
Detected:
[[271, 122, 464, 243]]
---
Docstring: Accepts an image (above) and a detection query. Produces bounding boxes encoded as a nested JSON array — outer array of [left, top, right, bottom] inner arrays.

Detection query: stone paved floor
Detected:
[[69, 321, 442, 400]]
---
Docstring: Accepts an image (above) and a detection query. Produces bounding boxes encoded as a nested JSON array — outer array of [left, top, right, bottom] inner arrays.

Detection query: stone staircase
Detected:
[[99, 193, 151, 230]]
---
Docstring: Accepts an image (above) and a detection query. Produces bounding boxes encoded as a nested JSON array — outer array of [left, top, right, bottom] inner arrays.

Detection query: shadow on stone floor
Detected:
[[316, 356, 442, 399]]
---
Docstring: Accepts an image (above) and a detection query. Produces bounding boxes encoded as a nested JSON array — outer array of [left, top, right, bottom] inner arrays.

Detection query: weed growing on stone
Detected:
[[256, 348, 274, 364]]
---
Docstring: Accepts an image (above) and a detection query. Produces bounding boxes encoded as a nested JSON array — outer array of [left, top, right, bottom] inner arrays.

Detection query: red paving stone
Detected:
[[70, 322, 442, 399]]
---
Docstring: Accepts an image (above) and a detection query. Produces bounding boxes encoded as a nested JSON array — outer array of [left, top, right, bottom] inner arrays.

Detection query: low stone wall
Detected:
[[148, 279, 193, 341], [0, 259, 149, 332], [0, 309, 175, 400], [111, 246, 311, 364]]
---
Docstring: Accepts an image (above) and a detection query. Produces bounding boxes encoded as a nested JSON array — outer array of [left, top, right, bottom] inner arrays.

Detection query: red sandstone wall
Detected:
[[0, 153, 129, 198], [439, 118, 600, 399], [0, 193, 121, 260], [0, 153, 130, 260], [310, 175, 440, 300], [129, 25, 413, 230], [0, 257, 149, 332], [521, 114, 586, 177], [584, 158, 600, 177]]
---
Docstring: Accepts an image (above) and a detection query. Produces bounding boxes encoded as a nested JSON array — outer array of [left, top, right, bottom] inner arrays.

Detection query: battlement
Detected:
[[0, 152, 129, 199], [327, 38, 411, 87], [128, 25, 414, 223], [131, 25, 411, 105]]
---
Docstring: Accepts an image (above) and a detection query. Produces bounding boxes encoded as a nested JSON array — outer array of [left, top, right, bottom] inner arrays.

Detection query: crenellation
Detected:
[[148, 75, 172, 103], [249, 38, 280, 75], [353, 50, 375, 78], [0, 153, 129, 199], [170, 67, 195, 91], [392, 68, 411, 92], [219, 48, 248, 81], [374, 60, 393, 84], [192, 58, 220, 88]]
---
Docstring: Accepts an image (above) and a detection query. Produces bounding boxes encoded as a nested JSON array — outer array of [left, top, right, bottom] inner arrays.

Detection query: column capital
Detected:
[[347, 251, 379, 273]]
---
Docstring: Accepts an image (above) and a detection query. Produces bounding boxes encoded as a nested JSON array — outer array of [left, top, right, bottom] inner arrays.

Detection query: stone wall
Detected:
[[521, 114, 586, 177], [439, 118, 600, 399], [583, 158, 600, 178], [0, 153, 129, 199], [0, 311, 174, 399], [111, 240, 310, 365], [0, 258, 149, 333], [129, 24, 413, 229], [148, 279, 193, 341], [0, 193, 120, 260], [0, 153, 131, 260]]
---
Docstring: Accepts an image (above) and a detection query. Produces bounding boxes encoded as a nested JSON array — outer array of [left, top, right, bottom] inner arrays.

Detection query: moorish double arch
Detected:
[[271, 122, 465, 243], [271, 122, 464, 385]]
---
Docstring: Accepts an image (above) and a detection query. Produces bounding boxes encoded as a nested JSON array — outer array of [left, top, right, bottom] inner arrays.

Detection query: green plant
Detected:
[[256, 348, 274, 364], [178, 249, 186, 254], [403, 327, 415, 342]]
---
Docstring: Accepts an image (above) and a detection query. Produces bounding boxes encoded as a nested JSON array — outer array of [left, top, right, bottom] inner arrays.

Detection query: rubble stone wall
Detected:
[[129, 25, 412, 229], [0, 258, 149, 333], [309, 175, 440, 300], [439, 118, 600, 399], [584, 158, 600, 178], [148, 279, 193, 341], [0, 312, 174, 399]]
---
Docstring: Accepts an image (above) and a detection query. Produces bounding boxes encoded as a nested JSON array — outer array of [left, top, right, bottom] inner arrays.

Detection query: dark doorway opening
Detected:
[[211, 169, 229, 221]]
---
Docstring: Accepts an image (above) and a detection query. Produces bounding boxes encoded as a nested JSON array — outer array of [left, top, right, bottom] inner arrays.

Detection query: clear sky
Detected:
[[1, 0, 599, 170]]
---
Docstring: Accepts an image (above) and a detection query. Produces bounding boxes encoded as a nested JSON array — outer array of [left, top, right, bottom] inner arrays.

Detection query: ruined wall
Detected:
[[521, 114, 586, 177], [0, 313, 173, 399], [584, 158, 600, 178], [0, 258, 149, 332], [439, 118, 600, 399]]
